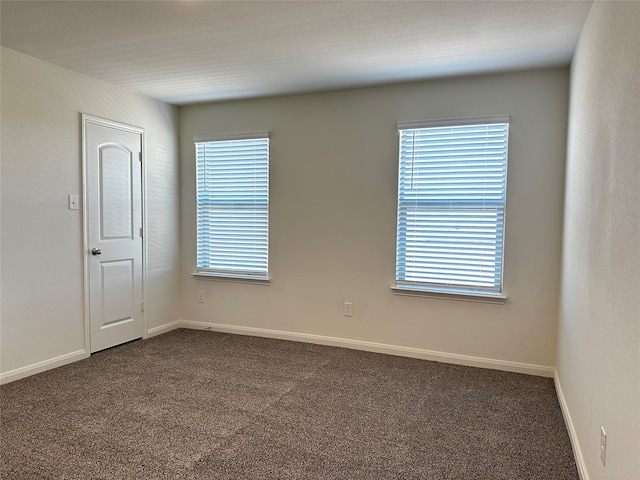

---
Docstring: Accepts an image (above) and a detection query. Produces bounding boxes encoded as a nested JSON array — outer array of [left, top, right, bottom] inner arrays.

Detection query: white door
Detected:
[[84, 116, 144, 353]]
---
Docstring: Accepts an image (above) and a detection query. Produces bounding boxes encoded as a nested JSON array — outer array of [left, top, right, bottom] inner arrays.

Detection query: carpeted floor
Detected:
[[0, 329, 578, 479]]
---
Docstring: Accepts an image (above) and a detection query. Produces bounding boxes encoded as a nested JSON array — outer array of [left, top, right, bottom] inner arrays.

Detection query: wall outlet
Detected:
[[600, 426, 607, 466], [197, 291, 205, 303], [343, 302, 353, 317]]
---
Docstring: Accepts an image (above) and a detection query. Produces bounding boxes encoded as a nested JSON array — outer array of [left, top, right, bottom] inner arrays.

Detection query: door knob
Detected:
[[91, 248, 102, 256]]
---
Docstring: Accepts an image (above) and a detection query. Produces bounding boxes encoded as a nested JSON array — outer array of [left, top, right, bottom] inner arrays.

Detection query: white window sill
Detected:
[[191, 272, 271, 285], [391, 286, 507, 304]]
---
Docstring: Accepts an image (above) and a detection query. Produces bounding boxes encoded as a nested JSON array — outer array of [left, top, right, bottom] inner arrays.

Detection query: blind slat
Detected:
[[196, 138, 269, 277], [396, 121, 508, 295]]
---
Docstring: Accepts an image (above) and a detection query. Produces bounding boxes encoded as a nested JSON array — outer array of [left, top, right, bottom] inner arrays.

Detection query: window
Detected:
[[195, 134, 269, 281], [394, 116, 509, 300]]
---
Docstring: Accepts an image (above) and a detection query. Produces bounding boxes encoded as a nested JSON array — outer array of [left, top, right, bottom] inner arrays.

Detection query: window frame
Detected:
[[392, 115, 509, 303], [192, 132, 270, 285]]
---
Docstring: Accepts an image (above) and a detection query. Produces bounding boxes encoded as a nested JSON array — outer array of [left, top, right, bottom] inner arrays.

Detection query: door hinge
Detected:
[[139, 227, 143, 238], [139, 152, 143, 162], [141, 302, 144, 312]]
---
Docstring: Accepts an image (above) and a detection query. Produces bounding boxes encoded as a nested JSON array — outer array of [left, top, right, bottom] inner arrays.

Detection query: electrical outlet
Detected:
[[343, 302, 353, 317], [600, 426, 607, 466], [197, 291, 205, 303]]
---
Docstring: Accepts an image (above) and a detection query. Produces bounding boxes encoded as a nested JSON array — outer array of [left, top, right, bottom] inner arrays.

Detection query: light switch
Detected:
[[69, 194, 79, 210]]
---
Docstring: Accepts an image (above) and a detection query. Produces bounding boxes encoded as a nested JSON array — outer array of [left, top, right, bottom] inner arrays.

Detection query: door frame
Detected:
[[81, 114, 147, 354]]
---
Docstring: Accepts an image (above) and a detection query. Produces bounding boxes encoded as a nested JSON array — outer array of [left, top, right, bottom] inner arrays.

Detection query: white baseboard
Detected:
[[0, 319, 182, 384], [146, 320, 182, 338], [0, 349, 88, 385], [179, 320, 554, 377], [0, 320, 555, 385], [554, 370, 589, 480]]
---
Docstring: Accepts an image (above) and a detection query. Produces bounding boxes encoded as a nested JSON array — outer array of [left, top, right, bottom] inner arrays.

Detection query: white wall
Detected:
[[0, 48, 181, 379], [556, 3, 640, 479], [180, 68, 569, 373]]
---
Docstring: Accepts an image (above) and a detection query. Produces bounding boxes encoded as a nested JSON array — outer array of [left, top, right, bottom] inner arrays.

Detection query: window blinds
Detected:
[[195, 136, 269, 278], [396, 118, 509, 295]]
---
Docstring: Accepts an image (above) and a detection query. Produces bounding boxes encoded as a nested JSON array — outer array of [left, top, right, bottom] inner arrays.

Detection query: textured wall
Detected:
[[0, 48, 180, 376], [180, 68, 569, 370], [556, 2, 640, 479]]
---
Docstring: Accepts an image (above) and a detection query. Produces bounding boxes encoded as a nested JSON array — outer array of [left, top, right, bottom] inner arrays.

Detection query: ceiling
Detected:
[[0, 1, 593, 106]]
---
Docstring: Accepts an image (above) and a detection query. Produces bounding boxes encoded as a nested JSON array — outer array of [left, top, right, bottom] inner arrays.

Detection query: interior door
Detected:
[[85, 117, 144, 353]]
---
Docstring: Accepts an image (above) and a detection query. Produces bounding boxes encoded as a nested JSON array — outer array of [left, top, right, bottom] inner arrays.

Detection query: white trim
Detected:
[[83, 114, 145, 134], [554, 370, 590, 480], [81, 114, 147, 354], [194, 131, 269, 143], [1, 320, 180, 383], [140, 124, 149, 347], [397, 114, 510, 131], [391, 286, 507, 304], [179, 320, 554, 377], [146, 320, 182, 339], [0, 350, 88, 385], [190, 272, 271, 285], [81, 115, 91, 356], [0, 323, 554, 383]]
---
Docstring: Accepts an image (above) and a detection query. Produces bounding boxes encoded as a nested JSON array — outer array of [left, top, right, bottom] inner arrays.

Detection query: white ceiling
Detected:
[[0, 1, 593, 106]]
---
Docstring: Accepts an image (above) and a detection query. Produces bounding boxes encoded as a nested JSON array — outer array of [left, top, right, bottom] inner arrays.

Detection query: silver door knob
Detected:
[[91, 248, 102, 256]]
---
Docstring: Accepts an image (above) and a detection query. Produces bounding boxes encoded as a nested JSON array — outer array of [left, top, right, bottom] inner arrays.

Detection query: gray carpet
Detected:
[[0, 329, 578, 479]]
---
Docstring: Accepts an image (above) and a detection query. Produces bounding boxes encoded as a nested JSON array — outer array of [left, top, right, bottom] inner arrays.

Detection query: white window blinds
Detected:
[[396, 117, 509, 296], [195, 136, 269, 279]]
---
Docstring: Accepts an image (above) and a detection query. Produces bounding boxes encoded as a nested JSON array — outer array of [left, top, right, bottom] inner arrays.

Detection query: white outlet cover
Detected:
[[68, 194, 79, 210]]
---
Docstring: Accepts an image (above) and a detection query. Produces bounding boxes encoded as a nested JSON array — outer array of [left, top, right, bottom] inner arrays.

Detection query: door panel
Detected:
[[100, 145, 134, 240], [100, 260, 135, 328], [86, 119, 143, 353]]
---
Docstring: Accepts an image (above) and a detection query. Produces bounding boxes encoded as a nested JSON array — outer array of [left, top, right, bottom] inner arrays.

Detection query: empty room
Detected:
[[0, 1, 638, 479]]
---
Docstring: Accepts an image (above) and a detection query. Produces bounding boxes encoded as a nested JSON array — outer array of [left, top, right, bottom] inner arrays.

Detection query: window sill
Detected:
[[191, 272, 271, 285], [391, 286, 507, 304]]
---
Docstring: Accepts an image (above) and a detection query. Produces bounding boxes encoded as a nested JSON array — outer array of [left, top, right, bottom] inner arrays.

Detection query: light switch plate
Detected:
[[68, 194, 79, 210]]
